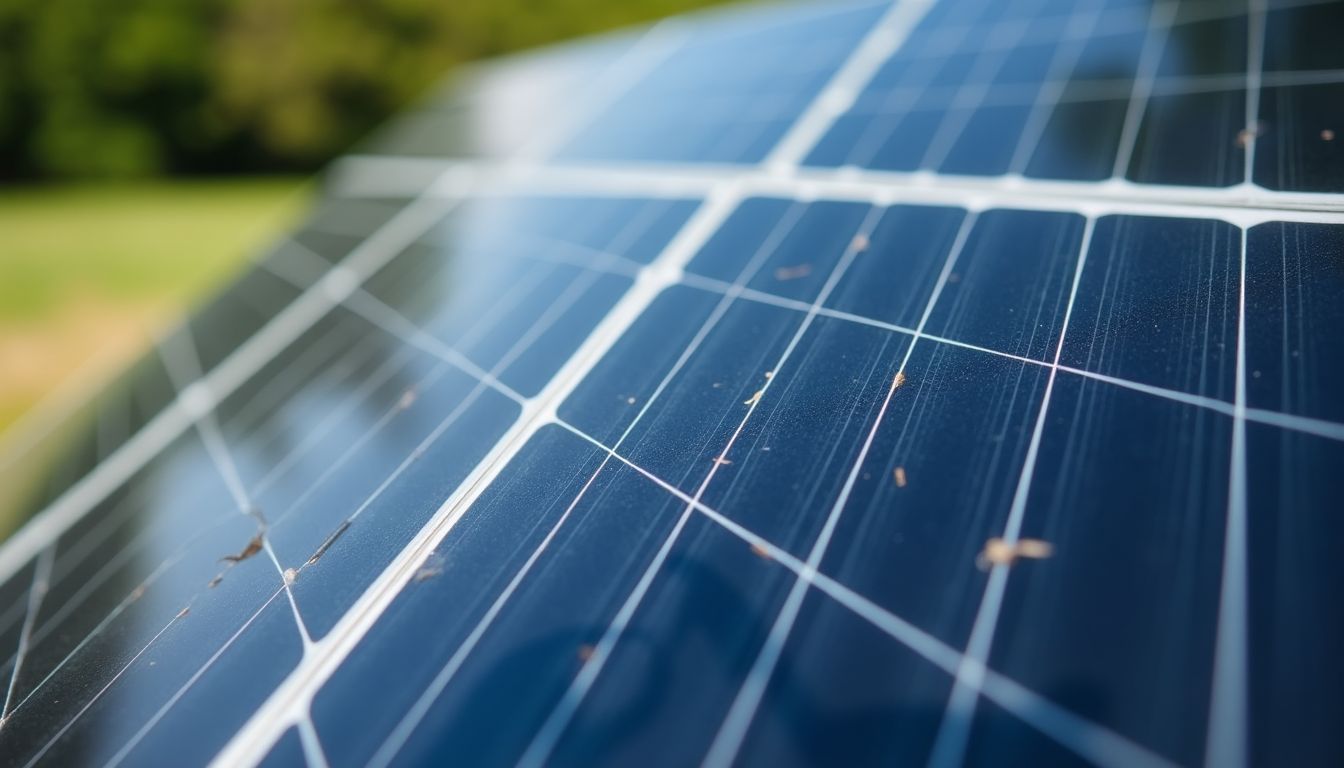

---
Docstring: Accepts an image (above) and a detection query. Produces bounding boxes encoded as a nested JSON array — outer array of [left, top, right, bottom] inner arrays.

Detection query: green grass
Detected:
[[0, 177, 310, 322], [0, 177, 310, 437]]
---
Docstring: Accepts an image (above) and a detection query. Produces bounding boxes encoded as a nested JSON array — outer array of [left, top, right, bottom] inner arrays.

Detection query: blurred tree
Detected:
[[0, 0, 730, 180]]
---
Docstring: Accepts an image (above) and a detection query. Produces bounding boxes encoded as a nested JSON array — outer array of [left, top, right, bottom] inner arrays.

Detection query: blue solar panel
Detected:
[[0, 0, 1340, 766]]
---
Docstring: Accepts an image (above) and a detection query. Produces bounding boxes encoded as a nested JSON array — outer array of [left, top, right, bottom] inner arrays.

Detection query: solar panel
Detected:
[[0, 0, 1340, 765]]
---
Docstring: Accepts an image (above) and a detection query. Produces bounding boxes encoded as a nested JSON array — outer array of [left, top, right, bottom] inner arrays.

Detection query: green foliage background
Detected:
[[0, 0, 730, 180]]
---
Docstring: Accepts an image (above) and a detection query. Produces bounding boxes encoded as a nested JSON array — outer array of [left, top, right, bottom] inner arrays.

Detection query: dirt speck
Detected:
[[578, 644, 596, 662], [208, 575, 224, 589], [398, 389, 418, 410], [893, 371, 907, 390], [852, 233, 871, 252], [750, 542, 772, 560], [893, 467, 908, 488], [175, 606, 191, 620], [774, 264, 812, 281], [1323, 129, 1336, 141]]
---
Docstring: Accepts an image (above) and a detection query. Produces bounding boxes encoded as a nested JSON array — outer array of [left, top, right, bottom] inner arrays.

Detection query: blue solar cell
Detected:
[[733, 591, 954, 767], [313, 426, 608, 767], [545, 515, 797, 766], [1061, 214, 1239, 399], [285, 384, 518, 639], [1245, 221, 1344, 423], [1022, 96, 1130, 180], [360, 458, 684, 766], [992, 375, 1231, 767], [1125, 89, 1246, 187], [820, 342, 1050, 648], [1253, 83, 1344, 192], [936, 103, 1036, 176], [736, 201, 871, 303], [927, 209, 1085, 362], [824, 203, 966, 329], [571, 299, 804, 499], [695, 317, 911, 558], [1246, 425, 1344, 767]]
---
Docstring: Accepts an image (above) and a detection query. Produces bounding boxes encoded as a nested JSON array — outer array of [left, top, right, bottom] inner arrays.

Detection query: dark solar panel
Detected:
[[0, 0, 1340, 766]]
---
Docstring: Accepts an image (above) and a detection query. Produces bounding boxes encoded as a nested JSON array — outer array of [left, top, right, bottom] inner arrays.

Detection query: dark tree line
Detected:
[[0, 0, 726, 180]]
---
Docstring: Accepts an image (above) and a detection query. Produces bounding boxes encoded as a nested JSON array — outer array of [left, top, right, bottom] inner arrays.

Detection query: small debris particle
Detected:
[[175, 606, 191, 620], [221, 533, 265, 564], [1015, 539, 1053, 559], [744, 389, 764, 407], [764, 371, 774, 380], [893, 467, 908, 488], [774, 264, 813, 281], [626, 396, 637, 405], [414, 553, 445, 583], [578, 644, 596, 662], [283, 568, 298, 586], [713, 456, 734, 466], [712, 382, 723, 389], [976, 537, 1054, 570], [893, 371, 907, 390], [1235, 122, 1265, 148], [398, 389, 418, 410], [208, 575, 224, 589], [1322, 129, 1336, 141], [852, 233, 871, 252], [750, 542, 772, 560], [761, 446, 771, 452], [307, 519, 352, 566]]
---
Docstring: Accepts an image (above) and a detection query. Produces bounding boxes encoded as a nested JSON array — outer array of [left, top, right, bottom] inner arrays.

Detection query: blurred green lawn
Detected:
[[0, 178, 308, 435]]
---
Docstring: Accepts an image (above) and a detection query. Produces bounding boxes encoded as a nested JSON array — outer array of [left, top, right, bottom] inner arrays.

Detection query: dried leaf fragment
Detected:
[[221, 534, 264, 564], [976, 537, 1054, 570]]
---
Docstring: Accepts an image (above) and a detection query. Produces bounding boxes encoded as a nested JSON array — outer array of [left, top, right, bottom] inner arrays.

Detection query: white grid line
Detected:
[[0, 0, 1336, 764], [552, 419, 1178, 768], [702, 209, 980, 767], [515, 203, 891, 768], [926, 215, 1097, 768], [1205, 221, 1251, 768]]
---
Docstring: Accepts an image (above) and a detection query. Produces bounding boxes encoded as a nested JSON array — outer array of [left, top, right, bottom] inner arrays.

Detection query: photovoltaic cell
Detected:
[[0, 0, 1339, 766]]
